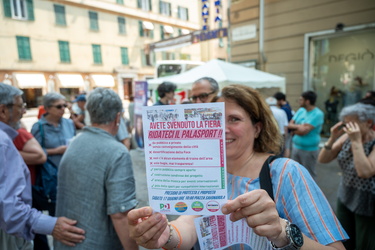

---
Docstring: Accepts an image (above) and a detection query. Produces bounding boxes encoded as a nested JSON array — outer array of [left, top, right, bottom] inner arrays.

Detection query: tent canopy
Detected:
[[148, 59, 285, 92]]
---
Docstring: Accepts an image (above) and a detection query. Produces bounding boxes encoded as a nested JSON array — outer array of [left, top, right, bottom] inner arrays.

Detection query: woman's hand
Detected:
[[330, 121, 346, 141], [128, 206, 170, 249], [343, 121, 362, 143], [221, 189, 287, 246]]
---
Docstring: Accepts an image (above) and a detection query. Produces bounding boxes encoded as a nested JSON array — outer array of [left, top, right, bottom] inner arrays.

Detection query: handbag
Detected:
[[32, 122, 58, 212]]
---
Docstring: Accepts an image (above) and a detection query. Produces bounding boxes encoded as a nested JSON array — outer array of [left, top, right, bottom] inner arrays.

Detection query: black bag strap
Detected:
[[259, 155, 281, 201]]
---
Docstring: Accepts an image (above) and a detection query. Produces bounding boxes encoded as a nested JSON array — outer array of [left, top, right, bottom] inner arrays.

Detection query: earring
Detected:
[[116, 123, 120, 126]]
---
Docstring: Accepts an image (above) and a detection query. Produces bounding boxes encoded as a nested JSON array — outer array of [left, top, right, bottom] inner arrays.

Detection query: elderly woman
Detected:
[[128, 85, 348, 250], [31, 92, 75, 215], [318, 103, 375, 249], [55, 88, 137, 250]]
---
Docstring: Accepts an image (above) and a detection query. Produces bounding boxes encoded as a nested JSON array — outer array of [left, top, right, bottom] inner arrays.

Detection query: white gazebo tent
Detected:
[[148, 59, 286, 93]]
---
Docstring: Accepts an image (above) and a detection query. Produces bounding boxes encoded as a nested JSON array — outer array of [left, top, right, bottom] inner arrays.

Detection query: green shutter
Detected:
[[92, 44, 102, 64], [139, 21, 144, 37], [58, 41, 70, 63], [148, 0, 152, 11], [121, 47, 129, 65], [116, 0, 124, 4], [3, 0, 12, 17], [16, 36, 32, 60], [26, 0, 34, 20], [137, 0, 141, 8], [160, 25, 164, 40], [150, 29, 154, 38], [118, 17, 126, 34], [141, 50, 146, 66], [162, 52, 166, 60], [54, 5, 66, 25], [159, 0, 161, 13], [89, 11, 99, 31]]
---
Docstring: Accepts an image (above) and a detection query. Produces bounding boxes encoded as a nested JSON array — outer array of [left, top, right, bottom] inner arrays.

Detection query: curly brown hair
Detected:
[[220, 84, 282, 154]]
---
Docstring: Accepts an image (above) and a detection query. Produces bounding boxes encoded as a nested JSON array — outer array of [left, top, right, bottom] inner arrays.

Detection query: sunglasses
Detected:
[[190, 91, 215, 102], [50, 104, 67, 109]]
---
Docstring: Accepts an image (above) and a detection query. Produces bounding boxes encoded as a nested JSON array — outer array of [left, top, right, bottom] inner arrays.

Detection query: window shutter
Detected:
[[159, 0, 161, 14], [137, 0, 141, 8], [139, 21, 144, 37], [26, 0, 34, 20], [3, 0, 12, 17], [141, 50, 146, 66], [148, 0, 152, 11], [121, 47, 129, 65], [160, 25, 164, 40]]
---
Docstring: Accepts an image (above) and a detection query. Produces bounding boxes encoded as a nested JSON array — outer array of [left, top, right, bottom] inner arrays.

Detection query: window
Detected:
[[92, 44, 102, 64], [58, 41, 70, 63], [177, 6, 188, 21], [161, 52, 175, 60], [180, 54, 191, 60], [137, 0, 152, 11], [159, 1, 171, 16], [141, 50, 154, 66], [116, 0, 124, 4], [139, 20, 154, 38], [54, 4, 66, 26], [160, 25, 173, 40], [89, 11, 99, 31], [118, 17, 126, 34], [121, 47, 129, 65], [16, 36, 32, 60], [3, 0, 34, 20]]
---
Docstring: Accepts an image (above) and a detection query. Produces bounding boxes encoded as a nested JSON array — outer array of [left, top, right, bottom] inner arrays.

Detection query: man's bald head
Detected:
[[191, 77, 219, 103]]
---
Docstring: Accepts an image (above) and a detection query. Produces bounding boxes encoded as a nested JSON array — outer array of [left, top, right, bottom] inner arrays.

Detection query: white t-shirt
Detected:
[[270, 106, 288, 135]]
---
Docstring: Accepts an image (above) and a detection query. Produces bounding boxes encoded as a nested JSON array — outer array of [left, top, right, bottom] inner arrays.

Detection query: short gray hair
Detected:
[[43, 92, 66, 108], [0, 83, 23, 106], [86, 88, 122, 124], [194, 77, 219, 93], [339, 103, 375, 124]]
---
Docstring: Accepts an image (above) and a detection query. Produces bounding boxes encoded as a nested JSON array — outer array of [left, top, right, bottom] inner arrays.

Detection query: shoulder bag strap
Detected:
[[38, 121, 45, 148], [259, 155, 281, 201]]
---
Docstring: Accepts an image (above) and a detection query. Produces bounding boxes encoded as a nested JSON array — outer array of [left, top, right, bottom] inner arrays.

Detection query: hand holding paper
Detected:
[[128, 206, 169, 249], [221, 189, 286, 245]]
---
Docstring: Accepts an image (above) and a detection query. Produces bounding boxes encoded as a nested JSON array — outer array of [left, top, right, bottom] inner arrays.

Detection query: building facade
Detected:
[[229, 0, 375, 131], [0, 0, 203, 106]]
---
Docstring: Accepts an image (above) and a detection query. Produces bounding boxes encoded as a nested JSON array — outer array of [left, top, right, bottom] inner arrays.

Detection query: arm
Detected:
[[71, 115, 85, 129], [222, 190, 345, 250], [287, 122, 314, 136], [318, 121, 347, 163], [19, 137, 47, 165], [110, 211, 138, 250], [345, 122, 375, 178], [128, 207, 198, 249]]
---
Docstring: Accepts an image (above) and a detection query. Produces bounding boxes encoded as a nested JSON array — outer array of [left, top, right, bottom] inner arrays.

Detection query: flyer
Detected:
[[194, 215, 272, 250], [142, 103, 227, 215]]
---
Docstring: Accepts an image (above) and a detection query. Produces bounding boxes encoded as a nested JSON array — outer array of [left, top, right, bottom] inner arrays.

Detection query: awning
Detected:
[[14, 73, 46, 88], [57, 74, 84, 88], [91, 74, 115, 88], [143, 21, 154, 30], [163, 25, 174, 34], [181, 29, 190, 35]]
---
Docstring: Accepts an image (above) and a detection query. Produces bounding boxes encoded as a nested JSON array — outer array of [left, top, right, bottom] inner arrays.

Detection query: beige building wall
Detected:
[[0, 0, 204, 104], [230, 0, 375, 110]]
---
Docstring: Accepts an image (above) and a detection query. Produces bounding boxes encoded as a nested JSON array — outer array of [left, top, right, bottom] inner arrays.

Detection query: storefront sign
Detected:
[[193, 28, 228, 43], [201, 0, 222, 30]]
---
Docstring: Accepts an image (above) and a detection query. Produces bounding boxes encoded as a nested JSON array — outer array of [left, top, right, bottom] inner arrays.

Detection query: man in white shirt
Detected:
[[266, 97, 288, 154]]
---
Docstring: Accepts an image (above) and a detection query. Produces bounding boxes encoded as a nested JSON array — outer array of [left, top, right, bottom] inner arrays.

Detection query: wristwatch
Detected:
[[271, 219, 304, 250]]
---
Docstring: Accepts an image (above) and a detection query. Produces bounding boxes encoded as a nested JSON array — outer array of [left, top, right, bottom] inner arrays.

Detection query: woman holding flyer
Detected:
[[128, 85, 348, 250]]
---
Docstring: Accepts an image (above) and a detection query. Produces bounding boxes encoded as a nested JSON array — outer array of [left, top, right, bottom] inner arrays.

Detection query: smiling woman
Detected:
[[127, 84, 348, 250]]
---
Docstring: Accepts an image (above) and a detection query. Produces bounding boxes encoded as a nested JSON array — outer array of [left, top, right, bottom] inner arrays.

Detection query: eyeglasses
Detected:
[[50, 104, 67, 109], [7, 103, 27, 109], [190, 91, 216, 103]]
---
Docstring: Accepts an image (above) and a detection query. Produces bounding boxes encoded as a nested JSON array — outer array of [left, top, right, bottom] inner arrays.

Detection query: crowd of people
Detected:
[[1, 78, 374, 249]]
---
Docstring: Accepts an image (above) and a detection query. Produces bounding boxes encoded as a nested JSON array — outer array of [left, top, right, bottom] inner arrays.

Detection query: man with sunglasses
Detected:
[[0, 83, 85, 249], [190, 77, 219, 103]]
